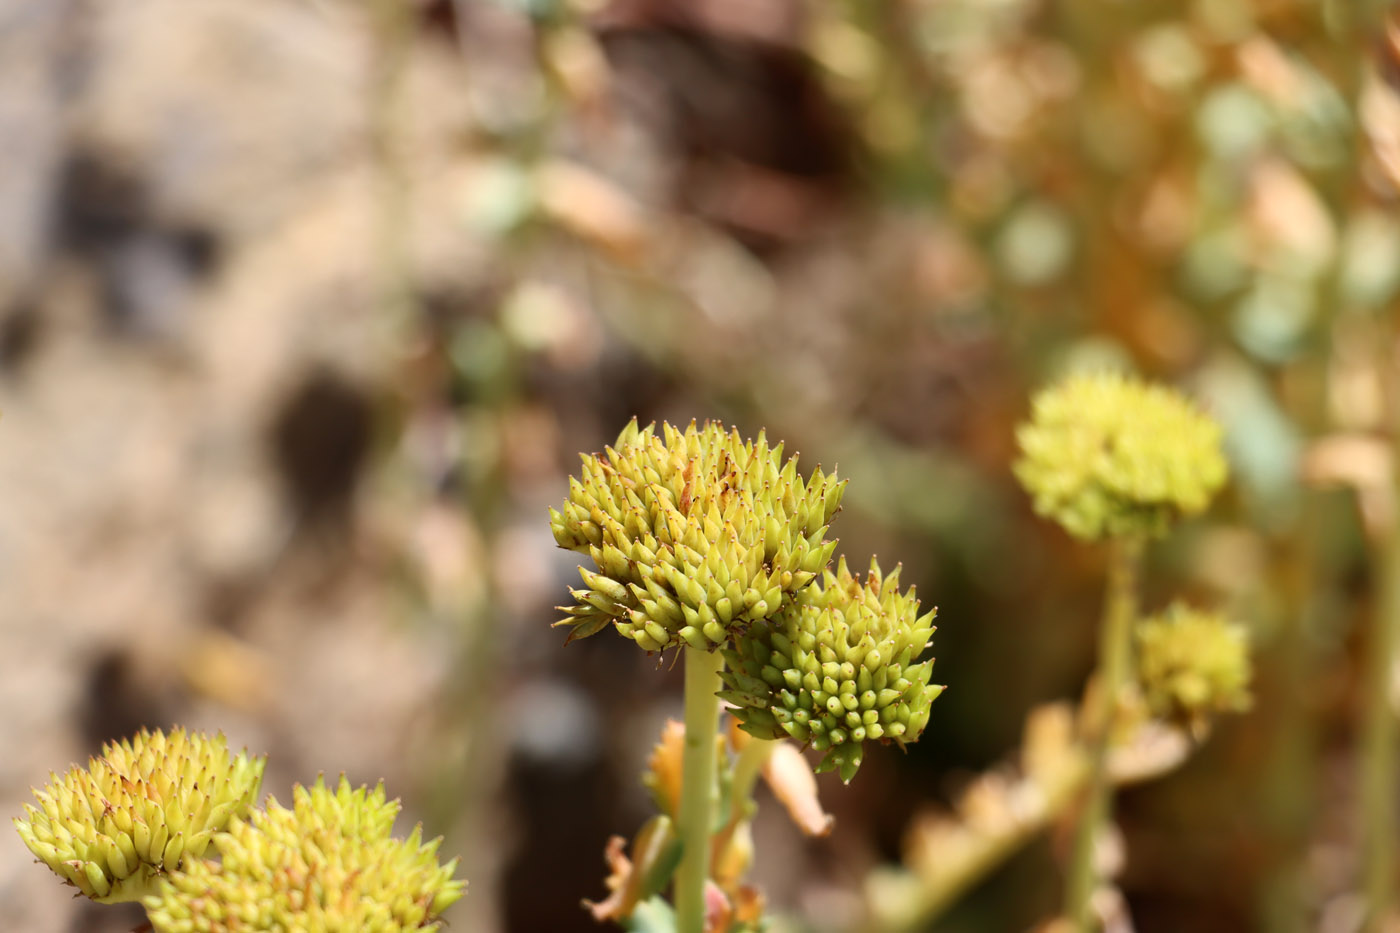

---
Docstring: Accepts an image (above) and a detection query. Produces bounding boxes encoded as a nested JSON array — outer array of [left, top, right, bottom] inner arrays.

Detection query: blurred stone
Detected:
[[0, 0, 489, 927]]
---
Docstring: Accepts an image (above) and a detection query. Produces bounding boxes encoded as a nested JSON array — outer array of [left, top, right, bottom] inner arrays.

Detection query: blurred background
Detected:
[[1, 0, 1398, 930]]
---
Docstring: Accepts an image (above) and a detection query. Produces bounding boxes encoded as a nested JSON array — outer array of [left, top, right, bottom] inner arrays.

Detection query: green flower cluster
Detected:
[[551, 419, 845, 651], [721, 559, 943, 782], [144, 775, 466, 933], [552, 419, 944, 782], [1136, 604, 1251, 728], [13, 728, 265, 903], [1014, 372, 1227, 540]]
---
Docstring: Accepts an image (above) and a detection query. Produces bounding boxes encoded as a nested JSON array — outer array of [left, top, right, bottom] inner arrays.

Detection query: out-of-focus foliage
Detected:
[[1137, 603, 1253, 730], [1015, 372, 1228, 541]]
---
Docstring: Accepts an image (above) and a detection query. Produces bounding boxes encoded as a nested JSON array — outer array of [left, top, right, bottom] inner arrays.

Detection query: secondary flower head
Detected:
[[720, 558, 943, 782], [551, 418, 846, 652], [12, 727, 265, 903], [1136, 603, 1251, 730], [1014, 372, 1227, 541], [144, 775, 466, 932]]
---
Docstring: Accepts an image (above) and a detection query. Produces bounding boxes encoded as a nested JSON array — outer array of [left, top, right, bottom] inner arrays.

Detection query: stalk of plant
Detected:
[[676, 646, 725, 933], [870, 593, 1252, 933], [1361, 400, 1400, 931], [1064, 535, 1142, 927], [1015, 372, 1227, 930]]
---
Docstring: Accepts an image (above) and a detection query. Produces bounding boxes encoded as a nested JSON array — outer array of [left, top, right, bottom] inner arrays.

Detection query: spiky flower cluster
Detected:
[[1014, 372, 1227, 541], [12, 728, 265, 903], [144, 775, 466, 933], [551, 419, 845, 651], [721, 559, 943, 782], [1136, 604, 1251, 729]]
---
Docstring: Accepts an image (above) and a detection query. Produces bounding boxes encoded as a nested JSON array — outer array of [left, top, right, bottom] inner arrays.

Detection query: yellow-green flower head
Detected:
[[1136, 603, 1251, 728], [550, 418, 846, 652], [12, 727, 265, 903], [1014, 372, 1227, 540], [720, 558, 943, 783], [145, 775, 466, 933]]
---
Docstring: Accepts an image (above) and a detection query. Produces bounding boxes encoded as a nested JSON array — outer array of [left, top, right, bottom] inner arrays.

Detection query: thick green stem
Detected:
[[1362, 397, 1400, 931], [729, 736, 776, 816], [1363, 530, 1400, 930], [1065, 536, 1143, 930], [676, 647, 724, 933]]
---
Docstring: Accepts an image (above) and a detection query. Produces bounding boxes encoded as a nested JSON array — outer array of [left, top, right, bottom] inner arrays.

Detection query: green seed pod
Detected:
[[722, 558, 944, 782], [1136, 603, 1251, 730], [12, 727, 265, 903], [144, 775, 466, 932], [1014, 372, 1227, 541], [552, 419, 846, 651]]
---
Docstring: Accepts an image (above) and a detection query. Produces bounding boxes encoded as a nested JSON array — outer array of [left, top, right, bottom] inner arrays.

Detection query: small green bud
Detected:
[[12, 727, 265, 903], [1014, 372, 1227, 540], [552, 419, 846, 651], [1137, 603, 1252, 729], [722, 558, 943, 782], [144, 775, 466, 932]]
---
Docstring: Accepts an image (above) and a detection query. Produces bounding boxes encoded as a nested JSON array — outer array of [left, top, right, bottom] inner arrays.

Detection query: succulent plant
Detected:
[[720, 558, 943, 782], [1136, 603, 1251, 729], [1014, 372, 1227, 541], [12, 727, 265, 903], [144, 775, 466, 933], [550, 418, 846, 652]]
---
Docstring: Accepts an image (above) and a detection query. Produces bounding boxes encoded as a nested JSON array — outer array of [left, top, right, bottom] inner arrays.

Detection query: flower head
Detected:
[[720, 558, 943, 782], [551, 419, 845, 652], [1014, 372, 1227, 540], [12, 727, 265, 903], [1136, 603, 1251, 729], [144, 775, 466, 932]]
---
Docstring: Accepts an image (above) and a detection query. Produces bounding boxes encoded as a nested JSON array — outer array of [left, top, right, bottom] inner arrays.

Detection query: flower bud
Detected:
[[553, 419, 845, 651], [1014, 372, 1227, 541], [12, 727, 265, 903], [721, 558, 943, 782], [144, 775, 466, 932], [1136, 603, 1251, 729]]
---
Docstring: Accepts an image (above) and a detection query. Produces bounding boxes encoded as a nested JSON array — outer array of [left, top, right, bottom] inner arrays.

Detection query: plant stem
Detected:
[[1362, 377, 1400, 931], [710, 735, 776, 861], [1064, 535, 1143, 930], [1363, 528, 1400, 930], [729, 736, 776, 816], [676, 647, 724, 933]]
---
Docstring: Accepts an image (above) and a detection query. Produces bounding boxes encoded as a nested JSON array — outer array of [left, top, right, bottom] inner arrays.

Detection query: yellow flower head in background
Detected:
[[1136, 603, 1252, 730], [721, 558, 943, 782], [1014, 372, 1227, 541], [12, 727, 265, 903], [551, 418, 846, 652], [144, 775, 466, 933]]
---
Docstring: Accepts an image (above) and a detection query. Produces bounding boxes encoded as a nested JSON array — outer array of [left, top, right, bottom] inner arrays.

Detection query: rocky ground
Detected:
[[0, 3, 507, 929]]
